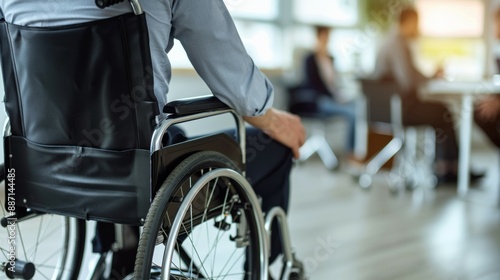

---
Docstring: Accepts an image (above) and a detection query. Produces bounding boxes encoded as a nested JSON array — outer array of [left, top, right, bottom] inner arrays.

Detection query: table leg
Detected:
[[458, 94, 473, 196]]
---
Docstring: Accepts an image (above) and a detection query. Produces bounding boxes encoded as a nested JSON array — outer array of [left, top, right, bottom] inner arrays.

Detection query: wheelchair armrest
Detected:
[[153, 95, 244, 156], [163, 95, 230, 116]]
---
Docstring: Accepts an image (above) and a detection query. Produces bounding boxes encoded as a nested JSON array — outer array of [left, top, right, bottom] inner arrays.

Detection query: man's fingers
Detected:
[[299, 126, 306, 146], [292, 146, 300, 159], [293, 115, 306, 147]]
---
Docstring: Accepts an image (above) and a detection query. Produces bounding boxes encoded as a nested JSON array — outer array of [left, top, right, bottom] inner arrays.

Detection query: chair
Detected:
[[288, 86, 338, 170], [0, 1, 305, 279], [357, 78, 436, 191]]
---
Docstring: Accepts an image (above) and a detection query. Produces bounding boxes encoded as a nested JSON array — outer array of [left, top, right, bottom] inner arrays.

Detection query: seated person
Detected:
[[297, 25, 357, 156], [475, 8, 500, 199], [475, 93, 500, 204], [0, 1, 305, 279], [475, 95, 500, 148], [475, 8, 500, 150], [372, 7, 483, 184]]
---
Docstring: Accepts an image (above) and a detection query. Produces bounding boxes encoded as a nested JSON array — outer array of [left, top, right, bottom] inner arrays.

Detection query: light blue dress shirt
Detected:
[[0, 0, 274, 117]]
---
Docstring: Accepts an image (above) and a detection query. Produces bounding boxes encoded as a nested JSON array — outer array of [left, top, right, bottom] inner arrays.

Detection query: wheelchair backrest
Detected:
[[0, 13, 158, 149], [0, 12, 158, 224]]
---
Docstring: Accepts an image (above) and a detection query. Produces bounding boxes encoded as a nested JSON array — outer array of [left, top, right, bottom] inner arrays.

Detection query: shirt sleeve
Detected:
[[171, 0, 273, 116]]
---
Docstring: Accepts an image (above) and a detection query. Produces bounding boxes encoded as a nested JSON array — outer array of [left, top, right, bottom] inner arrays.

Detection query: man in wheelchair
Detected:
[[0, 0, 306, 279]]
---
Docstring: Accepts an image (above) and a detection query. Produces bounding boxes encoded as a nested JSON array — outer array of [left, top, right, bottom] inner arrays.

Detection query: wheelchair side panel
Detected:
[[151, 133, 243, 195], [4, 136, 150, 225]]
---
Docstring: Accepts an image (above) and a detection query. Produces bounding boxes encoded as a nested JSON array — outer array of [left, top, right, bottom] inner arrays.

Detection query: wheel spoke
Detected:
[[196, 187, 237, 272], [33, 215, 45, 261], [35, 268, 52, 280], [212, 185, 231, 276], [17, 223, 29, 261], [189, 204, 194, 276], [218, 250, 246, 280], [180, 209, 210, 277]]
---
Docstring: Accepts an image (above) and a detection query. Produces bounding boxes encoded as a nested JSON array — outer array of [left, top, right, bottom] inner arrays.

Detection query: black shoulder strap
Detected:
[[96, 0, 143, 15], [95, 0, 126, 9]]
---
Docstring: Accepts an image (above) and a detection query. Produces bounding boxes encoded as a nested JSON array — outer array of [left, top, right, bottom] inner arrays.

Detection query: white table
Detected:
[[424, 80, 500, 196]]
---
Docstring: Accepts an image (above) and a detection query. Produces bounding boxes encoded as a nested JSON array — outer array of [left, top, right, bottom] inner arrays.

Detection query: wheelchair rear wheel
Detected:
[[0, 166, 86, 280], [134, 151, 267, 280], [0, 211, 85, 280]]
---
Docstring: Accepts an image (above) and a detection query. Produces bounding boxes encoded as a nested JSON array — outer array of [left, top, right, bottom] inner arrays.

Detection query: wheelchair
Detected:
[[0, 0, 306, 279]]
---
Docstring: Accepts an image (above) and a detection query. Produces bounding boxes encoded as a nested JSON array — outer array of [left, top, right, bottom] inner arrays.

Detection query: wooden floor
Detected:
[[14, 129, 498, 280], [282, 148, 500, 280]]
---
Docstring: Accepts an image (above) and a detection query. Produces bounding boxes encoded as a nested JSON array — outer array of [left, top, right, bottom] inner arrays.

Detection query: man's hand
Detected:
[[244, 108, 306, 159], [476, 96, 500, 122]]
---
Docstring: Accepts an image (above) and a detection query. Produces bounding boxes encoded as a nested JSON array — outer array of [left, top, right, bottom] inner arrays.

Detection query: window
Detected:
[[168, 40, 192, 69], [223, 0, 279, 20], [294, 0, 359, 26], [170, 0, 282, 69], [416, 0, 484, 38], [234, 21, 283, 68], [225, 0, 282, 68], [414, 0, 486, 80]]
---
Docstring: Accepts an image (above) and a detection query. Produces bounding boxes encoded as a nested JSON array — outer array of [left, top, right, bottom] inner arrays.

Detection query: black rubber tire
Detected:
[[134, 151, 264, 280]]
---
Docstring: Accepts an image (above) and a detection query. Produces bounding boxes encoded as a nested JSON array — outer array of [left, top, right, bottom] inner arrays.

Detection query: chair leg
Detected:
[[423, 127, 436, 163], [298, 136, 320, 162], [365, 137, 403, 176], [299, 135, 338, 170], [316, 136, 338, 170], [423, 127, 437, 187], [396, 127, 436, 190], [399, 128, 418, 188], [358, 137, 403, 190]]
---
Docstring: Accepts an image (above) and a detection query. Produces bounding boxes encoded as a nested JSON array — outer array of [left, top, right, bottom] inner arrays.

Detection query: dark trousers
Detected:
[[402, 97, 458, 161], [474, 111, 500, 149], [473, 111, 500, 207], [244, 128, 293, 262], [93, 127, 293, 277]]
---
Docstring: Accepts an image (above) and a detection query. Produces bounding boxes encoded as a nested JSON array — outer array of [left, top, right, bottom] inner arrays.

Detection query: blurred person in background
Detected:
[[373, 7, 484, 185], [474, 8, 500, 149], [299, 25, 357, 158]]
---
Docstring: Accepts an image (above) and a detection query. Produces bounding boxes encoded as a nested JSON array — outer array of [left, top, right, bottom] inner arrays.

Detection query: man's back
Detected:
[[373, 27, 426, 95], [0, 0, 274, 118], [0, 1, 129, 26]]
